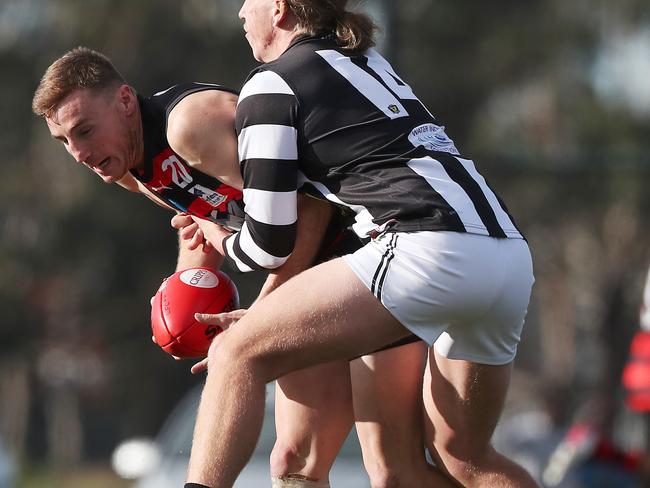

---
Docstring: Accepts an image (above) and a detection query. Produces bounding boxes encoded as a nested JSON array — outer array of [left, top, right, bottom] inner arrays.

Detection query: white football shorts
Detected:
[[343, 231, 534, 365]]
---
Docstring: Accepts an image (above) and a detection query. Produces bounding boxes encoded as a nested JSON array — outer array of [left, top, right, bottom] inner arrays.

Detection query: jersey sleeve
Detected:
[[224, 70, 299, 272]]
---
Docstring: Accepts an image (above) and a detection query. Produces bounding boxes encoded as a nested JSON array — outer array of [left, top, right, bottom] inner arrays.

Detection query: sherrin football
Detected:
[[151, 267, 239, 358]]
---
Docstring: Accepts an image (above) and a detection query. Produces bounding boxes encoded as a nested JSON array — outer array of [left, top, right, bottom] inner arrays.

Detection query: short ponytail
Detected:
[[334, 10, 376, 52], [286, 0, 377, 53]]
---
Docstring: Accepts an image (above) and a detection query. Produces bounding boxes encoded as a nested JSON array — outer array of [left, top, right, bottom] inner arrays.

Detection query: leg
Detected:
[[423, 348, 538, 487], [352, 341, 457, 488], [186, 258, 410, 487], [271, 361, 354, 484]]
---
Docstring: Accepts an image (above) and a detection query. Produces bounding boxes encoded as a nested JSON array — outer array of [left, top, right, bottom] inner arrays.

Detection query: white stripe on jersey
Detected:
[[224, 235, 254, 273], [316, 50, 408, 120], [238, 124, 298, 161], [241, 223, 289, 269], [243, 188, 297, 226], [238, 71, 294, 103], [407, 156, 490, 236], [455, 157, 522, 238], [364, 50, 419, 102]]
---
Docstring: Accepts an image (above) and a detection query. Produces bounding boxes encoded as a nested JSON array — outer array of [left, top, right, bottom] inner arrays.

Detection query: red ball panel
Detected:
[[151, 268, 239, 358]]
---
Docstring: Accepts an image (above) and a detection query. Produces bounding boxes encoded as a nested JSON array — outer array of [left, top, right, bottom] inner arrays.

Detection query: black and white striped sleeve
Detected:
[[223, 70, 299, 272]]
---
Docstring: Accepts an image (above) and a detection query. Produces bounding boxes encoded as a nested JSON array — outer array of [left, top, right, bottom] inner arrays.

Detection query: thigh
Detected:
[[423, 347, 512, 464], [351, 341, 428, 460], [219, 257, 412, 383]]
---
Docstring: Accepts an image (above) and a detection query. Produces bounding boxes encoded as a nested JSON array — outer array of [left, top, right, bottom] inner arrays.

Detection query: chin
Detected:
[[100, 175, 116, 184], [99, 171, 124, 184]]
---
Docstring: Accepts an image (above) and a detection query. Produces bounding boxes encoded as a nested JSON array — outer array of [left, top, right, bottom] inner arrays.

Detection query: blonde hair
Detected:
[[32, 47, 125, 117], [285, 0, 376, 52]]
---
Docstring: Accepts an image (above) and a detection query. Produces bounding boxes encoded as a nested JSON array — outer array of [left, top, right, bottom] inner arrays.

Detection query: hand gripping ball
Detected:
[[151, 268, 239, 358]]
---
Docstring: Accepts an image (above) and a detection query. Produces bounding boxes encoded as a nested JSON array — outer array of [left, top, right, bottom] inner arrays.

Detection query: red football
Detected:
[[151, 268, 239, 358]]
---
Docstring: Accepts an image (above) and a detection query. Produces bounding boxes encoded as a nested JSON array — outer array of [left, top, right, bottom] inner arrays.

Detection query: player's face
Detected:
[[46, 86, 142, 184], [238, 0, 277, 62]]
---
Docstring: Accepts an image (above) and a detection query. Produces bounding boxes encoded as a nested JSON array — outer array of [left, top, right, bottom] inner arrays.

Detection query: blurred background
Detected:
[[1, 0, 649, 486]]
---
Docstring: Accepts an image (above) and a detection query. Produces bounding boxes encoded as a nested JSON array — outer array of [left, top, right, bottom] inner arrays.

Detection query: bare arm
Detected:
[[175, 230, 224, 272], [256, 194, 333, 300], [166, 90, 242, 190]]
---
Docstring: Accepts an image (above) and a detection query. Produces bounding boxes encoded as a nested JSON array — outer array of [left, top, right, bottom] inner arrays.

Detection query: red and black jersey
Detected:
[[132, 83, 245, 231]]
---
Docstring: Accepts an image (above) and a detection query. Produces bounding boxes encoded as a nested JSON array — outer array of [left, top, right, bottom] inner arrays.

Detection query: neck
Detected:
[[128, 102, 145, 171], [266, 30, 299, 61]]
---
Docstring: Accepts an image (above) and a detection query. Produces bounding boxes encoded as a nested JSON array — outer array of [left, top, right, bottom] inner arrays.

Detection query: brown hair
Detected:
[[285, 0, 377, 52], [32, 47, 125, 117]]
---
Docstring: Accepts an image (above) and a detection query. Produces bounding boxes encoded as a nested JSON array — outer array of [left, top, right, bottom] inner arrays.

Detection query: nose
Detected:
[[238, 3, 245, 21], [68, 141, 91, 165]]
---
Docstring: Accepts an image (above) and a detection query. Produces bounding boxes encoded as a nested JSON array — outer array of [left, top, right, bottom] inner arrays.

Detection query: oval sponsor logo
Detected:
[[179, 269, 219, 288]]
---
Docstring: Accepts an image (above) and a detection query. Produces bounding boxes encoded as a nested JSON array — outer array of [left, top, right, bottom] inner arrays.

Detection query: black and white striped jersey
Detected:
[[226, 36, 523, 272]]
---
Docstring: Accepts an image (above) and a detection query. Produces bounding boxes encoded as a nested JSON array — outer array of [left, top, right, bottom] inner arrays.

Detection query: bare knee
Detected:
[[365, 467, 401, 488], [270, 440, 333, 483], [270, 441, 306, 478], [435, 433, 489, 474], [438, 443, 536, 487]]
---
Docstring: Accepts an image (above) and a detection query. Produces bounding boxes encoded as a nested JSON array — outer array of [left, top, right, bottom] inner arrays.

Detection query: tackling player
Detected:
[[180, 1, 539, 487]]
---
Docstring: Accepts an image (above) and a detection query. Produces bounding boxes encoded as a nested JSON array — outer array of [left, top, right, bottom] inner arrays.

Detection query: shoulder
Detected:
[[238, 71, 295, 113], [167, 90, 237, 156], [240, 39, 338, 101]]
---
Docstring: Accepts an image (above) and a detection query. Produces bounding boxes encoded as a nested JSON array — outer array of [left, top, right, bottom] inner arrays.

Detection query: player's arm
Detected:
[[166, 90, 243, 190], [167, 78, 297, 271], [174, 231, 223, 271], [220, 71, 300, 272], [256, 194, 333, 299], [163, 90, 245, 272]]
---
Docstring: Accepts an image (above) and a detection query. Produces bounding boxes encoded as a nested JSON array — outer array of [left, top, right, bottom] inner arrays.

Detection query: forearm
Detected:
[[255, 195, 333, 302], [175, 230, 224, 271]]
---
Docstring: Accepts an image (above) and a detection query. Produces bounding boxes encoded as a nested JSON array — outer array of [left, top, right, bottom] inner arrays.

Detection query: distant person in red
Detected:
[[622, 266, 650, 484], [622, 267, 650, 412]]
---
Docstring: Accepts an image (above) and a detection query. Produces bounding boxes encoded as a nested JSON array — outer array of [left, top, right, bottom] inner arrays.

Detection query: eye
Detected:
[[80, 127, 92, 136]]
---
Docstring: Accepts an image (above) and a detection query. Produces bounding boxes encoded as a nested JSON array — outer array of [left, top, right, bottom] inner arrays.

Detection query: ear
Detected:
[[272, 0, 291, 28], [116, 84, 136, 115]]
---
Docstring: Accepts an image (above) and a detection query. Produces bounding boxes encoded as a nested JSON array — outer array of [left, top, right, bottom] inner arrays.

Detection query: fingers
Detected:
[[194, 309, 247, 330], [178, 222, 199, 240], [187, 228, 205, 251], [171, 212, 192, 229], [174, 217, 210, 251], [230, 309, 248, 320], [191, 358, 208, 374], [201, 240, 214, 254]]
